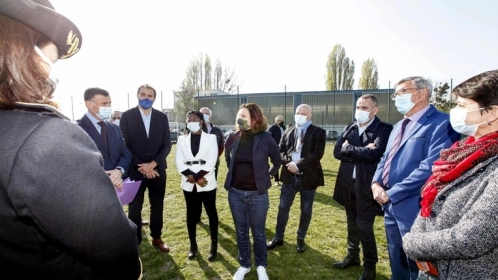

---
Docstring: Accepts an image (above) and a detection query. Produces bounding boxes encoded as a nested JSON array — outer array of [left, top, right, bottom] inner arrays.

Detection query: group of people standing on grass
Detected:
[[2, 1, 498, 280]]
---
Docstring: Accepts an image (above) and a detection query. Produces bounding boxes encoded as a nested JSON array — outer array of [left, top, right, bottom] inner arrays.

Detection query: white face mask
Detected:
[[187, 122, 201, 133], [34, 46, 58, 85], [203, 114, 210, 123], [394, 94, 417, 115], [449, 107, 486, 136], [355, 110, 371, 124], [97, 106, 113, 120], [112, 119, 120, 127], [294, 114, 308, 126]]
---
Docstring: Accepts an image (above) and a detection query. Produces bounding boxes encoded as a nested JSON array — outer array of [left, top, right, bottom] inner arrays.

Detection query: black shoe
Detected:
[[359, 268, 376, 280], [296, 239, 306, 253], [188, 242, 198, 260], [208, 240, 217, 261], [267, 238, 284, 250], [333, 255, 361, 269]]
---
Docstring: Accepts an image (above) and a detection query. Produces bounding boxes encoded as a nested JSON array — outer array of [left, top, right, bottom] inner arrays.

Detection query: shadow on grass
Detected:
[[139, 229, 185, 280]]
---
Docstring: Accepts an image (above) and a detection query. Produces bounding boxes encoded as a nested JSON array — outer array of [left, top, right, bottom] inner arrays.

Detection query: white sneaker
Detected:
[[257, 266, 269, 280], [232, 266, 250, 280]]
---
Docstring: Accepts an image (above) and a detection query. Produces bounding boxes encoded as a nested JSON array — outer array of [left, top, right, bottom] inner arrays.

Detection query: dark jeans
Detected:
[[346, 192, 378, 269], [228, 187, 269, 268], [183, 188, 218, 242], [275, 177, 316, 240], [128, 172, 166, 244]]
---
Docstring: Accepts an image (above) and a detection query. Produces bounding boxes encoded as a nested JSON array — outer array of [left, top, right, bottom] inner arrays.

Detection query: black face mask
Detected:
[[279, 122, 285, 127], [237, 118, 250, 130]]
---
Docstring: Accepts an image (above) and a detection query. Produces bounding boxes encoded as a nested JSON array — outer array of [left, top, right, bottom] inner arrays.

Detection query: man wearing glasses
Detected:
[[370, 77, 459, 279]]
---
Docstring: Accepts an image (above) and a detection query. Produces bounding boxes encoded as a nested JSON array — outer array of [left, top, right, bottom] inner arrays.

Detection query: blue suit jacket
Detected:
[[77, 115, 132, 175], [372, 105, 460, 223], [224, 130, 281, 195]]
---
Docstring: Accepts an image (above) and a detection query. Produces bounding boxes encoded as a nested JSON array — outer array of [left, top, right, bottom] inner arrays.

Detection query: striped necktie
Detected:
[[382, 118, 410, 186]]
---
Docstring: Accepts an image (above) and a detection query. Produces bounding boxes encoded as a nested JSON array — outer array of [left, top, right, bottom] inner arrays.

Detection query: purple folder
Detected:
[[116, 178, 142, 205]]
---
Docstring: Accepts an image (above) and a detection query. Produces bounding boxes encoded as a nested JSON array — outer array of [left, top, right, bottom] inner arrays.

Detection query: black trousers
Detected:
[[128, 171, 167, 244], [184, 188, 219, 242], [346, 191, 378, 269], [195, 158, 220, 222]]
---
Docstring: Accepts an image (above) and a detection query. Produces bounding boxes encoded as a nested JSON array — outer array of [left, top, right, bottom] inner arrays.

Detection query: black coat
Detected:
[[279, 124, 326, 190], [268, 123, 284, 145], [333, 116, 393, 215], [0, 104, 140, 279], [119, 107, 171, 181]]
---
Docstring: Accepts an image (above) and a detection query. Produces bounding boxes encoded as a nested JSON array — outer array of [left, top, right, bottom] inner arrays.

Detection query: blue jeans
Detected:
[[228, 187, 269, 268], [275, 177, 316, 240]]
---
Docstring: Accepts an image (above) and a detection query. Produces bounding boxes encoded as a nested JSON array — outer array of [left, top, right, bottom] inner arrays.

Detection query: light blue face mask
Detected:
[[449, 107, 487, 136], [97, 106, 113, 120], [394, 94, 416, 115]]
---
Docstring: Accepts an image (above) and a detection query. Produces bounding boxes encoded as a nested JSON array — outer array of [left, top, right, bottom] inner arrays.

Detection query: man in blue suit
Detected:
[[77, 88, 131, 190], [371, 76, 460, 279]]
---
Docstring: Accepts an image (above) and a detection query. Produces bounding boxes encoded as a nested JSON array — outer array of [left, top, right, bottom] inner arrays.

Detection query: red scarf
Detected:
[[420, 131, 498, 217]]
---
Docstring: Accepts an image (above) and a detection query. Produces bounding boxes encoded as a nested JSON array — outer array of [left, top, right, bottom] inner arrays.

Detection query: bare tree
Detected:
[[204, 56, 212, 90], [358, 58, 379, 89], [326, 44, 355, 90], [171, 80, 197, 123], [173, 54, 240, 119]]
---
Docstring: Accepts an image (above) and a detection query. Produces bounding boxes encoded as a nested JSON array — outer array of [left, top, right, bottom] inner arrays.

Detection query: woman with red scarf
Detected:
[[403, 70, 498, 279]]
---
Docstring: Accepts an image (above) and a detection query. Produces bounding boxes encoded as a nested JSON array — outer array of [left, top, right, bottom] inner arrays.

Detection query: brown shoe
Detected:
[[152, 238, 170, 253]]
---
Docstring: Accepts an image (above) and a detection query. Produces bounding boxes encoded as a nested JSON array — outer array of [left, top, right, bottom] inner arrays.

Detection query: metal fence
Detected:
[[197, 89, 404, 133]]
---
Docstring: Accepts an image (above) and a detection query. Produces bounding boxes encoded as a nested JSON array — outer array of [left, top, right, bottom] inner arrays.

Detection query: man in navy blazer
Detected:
[[77, 88, 131, 190], [371, 76, 460, 279], [120, 84, 172, 253]]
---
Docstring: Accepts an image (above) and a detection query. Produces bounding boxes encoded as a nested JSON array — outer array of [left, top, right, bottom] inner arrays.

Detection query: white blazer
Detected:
[[176, 131, 218, 192]]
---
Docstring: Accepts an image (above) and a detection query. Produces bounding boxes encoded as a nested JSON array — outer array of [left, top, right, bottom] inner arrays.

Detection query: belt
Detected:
[[293, 172, 303, 177], [184, 160, 206, 166]]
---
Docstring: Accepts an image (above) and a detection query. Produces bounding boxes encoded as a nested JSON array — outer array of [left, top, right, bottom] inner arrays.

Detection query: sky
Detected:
[[50, 0, 498, 120]]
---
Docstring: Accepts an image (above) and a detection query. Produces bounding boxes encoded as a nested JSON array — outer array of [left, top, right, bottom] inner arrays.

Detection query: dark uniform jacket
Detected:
[[0, 103, 140, 279]]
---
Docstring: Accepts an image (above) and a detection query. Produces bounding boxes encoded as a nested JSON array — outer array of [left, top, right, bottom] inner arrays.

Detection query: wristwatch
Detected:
[[116, 166, 125, 177]]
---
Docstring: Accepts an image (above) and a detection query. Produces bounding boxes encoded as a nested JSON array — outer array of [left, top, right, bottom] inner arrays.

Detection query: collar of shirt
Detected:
[[405, 104, 431, 134], [357, 117, 375, 136], [85, 112, 103, 133], [139, 108, 152, 137]]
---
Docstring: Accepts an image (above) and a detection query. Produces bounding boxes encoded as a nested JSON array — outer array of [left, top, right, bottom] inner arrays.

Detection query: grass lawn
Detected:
[[133, 142, 391, 279]]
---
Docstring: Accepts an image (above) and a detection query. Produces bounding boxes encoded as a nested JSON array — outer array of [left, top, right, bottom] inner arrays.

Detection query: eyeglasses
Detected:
[[391, 88, 419, 100], [112, 117, 120, 120]]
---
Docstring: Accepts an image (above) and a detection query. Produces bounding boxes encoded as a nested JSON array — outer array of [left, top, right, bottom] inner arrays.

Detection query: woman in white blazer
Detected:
[[176, 110, 219, 261]]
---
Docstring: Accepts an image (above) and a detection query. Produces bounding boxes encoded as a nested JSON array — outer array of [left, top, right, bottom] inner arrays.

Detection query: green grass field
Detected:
[[134, 142, 391, 280]]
